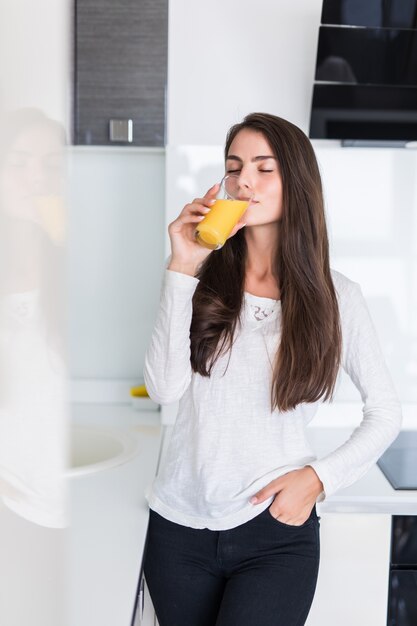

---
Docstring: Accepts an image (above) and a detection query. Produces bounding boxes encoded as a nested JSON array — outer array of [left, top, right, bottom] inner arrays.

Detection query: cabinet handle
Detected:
[[109, 119, 133, 142]]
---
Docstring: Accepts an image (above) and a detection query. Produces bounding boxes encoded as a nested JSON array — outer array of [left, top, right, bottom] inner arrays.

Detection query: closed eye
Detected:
[[226, 169, 274, 174]]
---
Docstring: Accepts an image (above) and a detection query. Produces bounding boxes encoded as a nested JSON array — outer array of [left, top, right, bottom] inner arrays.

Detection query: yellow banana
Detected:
[[130, 384, 149, 397]]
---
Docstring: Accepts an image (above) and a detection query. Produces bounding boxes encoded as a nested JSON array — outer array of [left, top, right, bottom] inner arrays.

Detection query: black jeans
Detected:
[[143, 505, 320, 626]]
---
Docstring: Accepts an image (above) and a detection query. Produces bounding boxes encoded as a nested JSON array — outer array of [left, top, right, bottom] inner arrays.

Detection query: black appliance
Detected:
[[387, 516, 417, 625], [309, 0, 417, 145], [377, 430, 417, 490]]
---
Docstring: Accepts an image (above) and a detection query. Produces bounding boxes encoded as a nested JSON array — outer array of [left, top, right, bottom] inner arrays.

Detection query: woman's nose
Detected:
[[237, 173, 254, 199], [25, 158, 48, 194]]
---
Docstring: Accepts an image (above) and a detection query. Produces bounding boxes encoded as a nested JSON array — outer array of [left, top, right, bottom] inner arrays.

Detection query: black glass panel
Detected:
[[312, 84, 417, 110], [309, 84, 417, 140], [322, 0, 417, 29], [378, 449, 417, 489], [377, 431, 417, 490], [388, 570, 417, 625], [316, 26, 417, 87], [391, 517, 417, 565]]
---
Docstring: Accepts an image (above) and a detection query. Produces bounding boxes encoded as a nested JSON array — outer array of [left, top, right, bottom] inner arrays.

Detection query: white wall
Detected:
[[164, 0, 417, 426], [167, 0, 323, 144], [0, 0, 70, 126], [317, 145, 417, 409], [68, 0, 417, 423], [68, 147, 165, 379]]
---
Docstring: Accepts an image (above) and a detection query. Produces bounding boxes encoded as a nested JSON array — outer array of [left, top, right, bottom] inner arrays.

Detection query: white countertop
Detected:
[[70, 404, 417, 626], [307, 426, 417, 515], [68, 404, 162, 626]]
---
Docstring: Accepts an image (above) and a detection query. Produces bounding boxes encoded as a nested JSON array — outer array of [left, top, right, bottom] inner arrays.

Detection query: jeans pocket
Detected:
[[266, 505, 317, 529]]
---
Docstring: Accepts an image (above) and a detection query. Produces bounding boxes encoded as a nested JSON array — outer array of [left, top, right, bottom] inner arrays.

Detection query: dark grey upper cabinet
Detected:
[[74, 0, 168, 147]]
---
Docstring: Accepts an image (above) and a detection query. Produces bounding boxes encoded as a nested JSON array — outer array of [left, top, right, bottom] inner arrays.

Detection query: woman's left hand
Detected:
[[249, 466, 324, 526]]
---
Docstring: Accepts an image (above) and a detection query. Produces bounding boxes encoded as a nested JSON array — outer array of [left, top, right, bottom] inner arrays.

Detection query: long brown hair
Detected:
[[190, 113, 342, 412]]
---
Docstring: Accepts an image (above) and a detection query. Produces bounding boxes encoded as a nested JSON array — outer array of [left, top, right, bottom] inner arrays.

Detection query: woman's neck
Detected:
[[244, 224, 279, 281], [244, 225, 280, 299]]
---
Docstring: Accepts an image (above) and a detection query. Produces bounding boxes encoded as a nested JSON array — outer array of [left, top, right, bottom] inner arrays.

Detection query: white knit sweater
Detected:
[[144, 267, 402, 530]]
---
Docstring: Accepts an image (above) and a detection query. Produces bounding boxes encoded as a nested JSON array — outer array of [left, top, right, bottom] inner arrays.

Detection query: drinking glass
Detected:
[[194, 174, 253, 250]]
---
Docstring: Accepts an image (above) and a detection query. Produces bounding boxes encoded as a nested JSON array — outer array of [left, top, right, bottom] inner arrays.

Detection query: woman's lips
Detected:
[[237, 199, 258, 206]]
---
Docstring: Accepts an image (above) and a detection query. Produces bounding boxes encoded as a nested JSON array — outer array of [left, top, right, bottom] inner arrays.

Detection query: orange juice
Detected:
[[33, 195, 67, 245], [195, 199, 249, 250]]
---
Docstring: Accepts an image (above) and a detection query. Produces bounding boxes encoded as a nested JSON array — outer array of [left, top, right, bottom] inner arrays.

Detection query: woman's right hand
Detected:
[[167, 183, 246, 276]]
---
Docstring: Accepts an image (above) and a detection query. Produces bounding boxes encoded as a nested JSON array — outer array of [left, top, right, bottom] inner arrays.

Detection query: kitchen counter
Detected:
[[306, 426, 417, 515], [68, 404, 162, 626]]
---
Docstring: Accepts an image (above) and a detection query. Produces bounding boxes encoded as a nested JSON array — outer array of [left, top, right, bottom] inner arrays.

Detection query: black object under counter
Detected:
[[387, 516, 417, 625]]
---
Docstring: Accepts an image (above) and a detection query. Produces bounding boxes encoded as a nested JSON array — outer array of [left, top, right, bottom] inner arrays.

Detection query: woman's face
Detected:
[[225, 128, 283, 227], [0, 123, 64, 221]]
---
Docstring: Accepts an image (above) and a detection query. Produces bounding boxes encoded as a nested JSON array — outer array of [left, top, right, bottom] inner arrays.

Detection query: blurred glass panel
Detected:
[[0, 1, 70, 625]]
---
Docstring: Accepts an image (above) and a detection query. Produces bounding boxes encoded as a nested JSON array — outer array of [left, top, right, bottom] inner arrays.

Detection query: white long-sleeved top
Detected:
[[144, 267, 402, 530]]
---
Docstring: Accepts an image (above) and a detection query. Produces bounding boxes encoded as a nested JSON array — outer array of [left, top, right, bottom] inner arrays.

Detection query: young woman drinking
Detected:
[[142, 112, 402, 626]]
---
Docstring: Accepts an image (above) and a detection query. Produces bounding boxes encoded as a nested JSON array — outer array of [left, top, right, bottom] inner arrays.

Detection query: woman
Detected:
[[143, 113, 402, 625], [0, 107, 68, 527]]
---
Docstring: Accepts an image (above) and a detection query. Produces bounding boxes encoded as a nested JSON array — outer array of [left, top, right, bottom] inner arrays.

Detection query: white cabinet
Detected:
[[306, 513, 391, 626]]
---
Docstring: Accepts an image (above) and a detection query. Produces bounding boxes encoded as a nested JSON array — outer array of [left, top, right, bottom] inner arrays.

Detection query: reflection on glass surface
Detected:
[[0, 0, 70, 623], [388, 517, 417, 625], [310, 84, 417, 141], [322, 0, 417, 29], [392, 516, 417, 564], [388, 570, 417, 626], [377, 431, 417, 489], [316, 27, 417, 87], [0, 108, 69, 527]]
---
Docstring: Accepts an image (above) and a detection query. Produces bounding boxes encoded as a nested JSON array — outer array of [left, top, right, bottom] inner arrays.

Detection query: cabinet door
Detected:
[[74, 0, 168, 146], [388, 570, 417, 626], [391, 516, 417, 565], [305, 513, 391, 626]]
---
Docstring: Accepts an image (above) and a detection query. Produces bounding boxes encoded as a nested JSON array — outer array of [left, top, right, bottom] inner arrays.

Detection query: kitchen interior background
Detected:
[[1, 0, 416, 625], [69, 0, 417, 426]]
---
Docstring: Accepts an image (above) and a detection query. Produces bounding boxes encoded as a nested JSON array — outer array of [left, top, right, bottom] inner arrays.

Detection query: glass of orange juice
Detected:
[[194, 175, 253, 250]]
